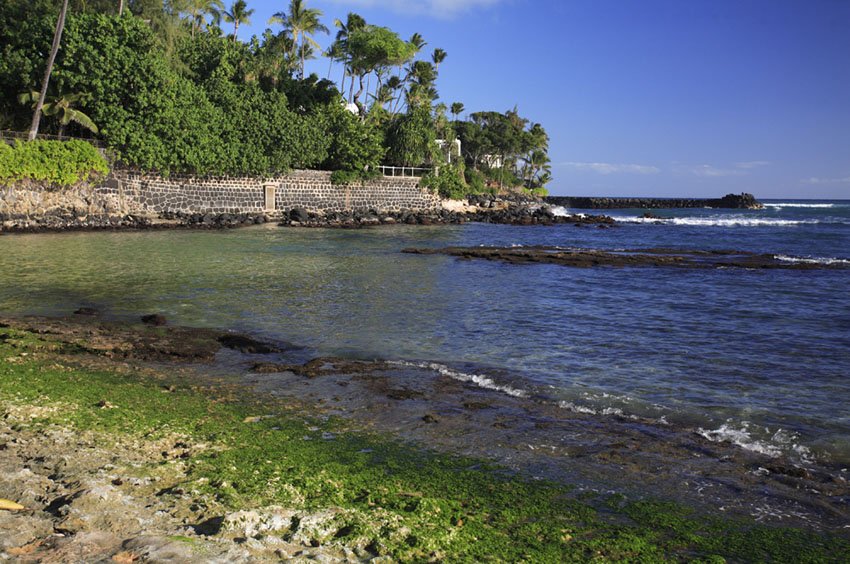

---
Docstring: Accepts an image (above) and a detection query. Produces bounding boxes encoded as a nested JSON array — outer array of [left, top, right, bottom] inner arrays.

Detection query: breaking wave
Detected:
[[388, 360, 528, 398], [775, 255, 850, 265], [550, 205, 584, 218], [698, 421, 815, 463], [763, 203, 838, 208], [614, 216, 829, 227]]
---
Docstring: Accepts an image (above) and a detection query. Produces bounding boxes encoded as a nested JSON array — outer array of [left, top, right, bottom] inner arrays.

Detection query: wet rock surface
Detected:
[[1, 313, 848, 553], [401, 246, 850, 270], [0, 314, 287, 363], [242, 357, 850, 533]]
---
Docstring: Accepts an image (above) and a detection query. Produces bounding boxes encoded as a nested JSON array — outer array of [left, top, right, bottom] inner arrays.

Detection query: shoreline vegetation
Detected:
[[1, 0, 550, 200], [1, 314, 848, 561]]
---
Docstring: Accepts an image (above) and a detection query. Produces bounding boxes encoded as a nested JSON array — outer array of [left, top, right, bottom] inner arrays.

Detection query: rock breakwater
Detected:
[[547, 193, 762, 209]]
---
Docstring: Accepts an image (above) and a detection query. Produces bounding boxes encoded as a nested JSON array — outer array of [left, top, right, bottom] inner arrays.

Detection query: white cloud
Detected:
[[326, 0, 503, 18], [801, 176, 850, 185], [558, 162, 660, 175], [735, 161, 770, 169], [688, 164, 745, 178]]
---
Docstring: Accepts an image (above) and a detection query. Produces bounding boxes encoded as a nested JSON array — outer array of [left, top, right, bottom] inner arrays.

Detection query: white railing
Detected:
[[379, 165, 432, 178]]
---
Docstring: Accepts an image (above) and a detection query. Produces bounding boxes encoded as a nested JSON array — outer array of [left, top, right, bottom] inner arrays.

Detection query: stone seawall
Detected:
[[98, 169, 441, 215], [546, 193, 761, 209]]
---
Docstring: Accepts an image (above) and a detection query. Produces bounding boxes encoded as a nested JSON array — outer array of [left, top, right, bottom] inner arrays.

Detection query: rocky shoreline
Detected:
[[0, 197, 616, 234], [0, 211, 275, 234], [278, 197, 615, 228], [3, 315, 849, 530]]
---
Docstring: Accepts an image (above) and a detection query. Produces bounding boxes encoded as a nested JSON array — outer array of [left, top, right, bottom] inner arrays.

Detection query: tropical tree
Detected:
[[431, 48, 446, 72], [269, 0, 328, 80], [450, 101, 464, 121], [331, 12, 367, 100], [345, 25, 416, 115], [222, 0, 253, 42], [185, 0, 224, 37], [409, 33, 426, 54], [404, 60, 437, 109], [28, 0, 69, 140], [19, 89, 98, 136]]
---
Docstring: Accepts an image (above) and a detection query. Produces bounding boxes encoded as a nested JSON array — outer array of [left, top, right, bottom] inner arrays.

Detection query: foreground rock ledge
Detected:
[[401, 246, 850, 270]]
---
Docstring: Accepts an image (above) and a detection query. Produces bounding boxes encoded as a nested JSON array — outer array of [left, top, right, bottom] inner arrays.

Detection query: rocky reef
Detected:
[[401, 246, 849, 270]]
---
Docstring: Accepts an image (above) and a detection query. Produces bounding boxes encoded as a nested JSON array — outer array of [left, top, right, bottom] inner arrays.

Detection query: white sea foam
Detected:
[[558, 401, 598, 415], [775, 254, 850, 265], [698, 422, 783, 457], [764, 203, 837, 208], [613, 216, 823, 227], [550, 205, 571, 217], [698, 421, 817, 463], [558, 400, 637, 419], [388, 360, 528, 398]]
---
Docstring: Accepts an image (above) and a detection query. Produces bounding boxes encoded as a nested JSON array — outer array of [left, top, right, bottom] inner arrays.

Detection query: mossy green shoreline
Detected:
[[1, 326, 848, 562]]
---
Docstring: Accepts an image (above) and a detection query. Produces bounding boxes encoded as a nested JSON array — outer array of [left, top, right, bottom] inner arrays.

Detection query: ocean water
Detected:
[[0, 199, 848, 467]]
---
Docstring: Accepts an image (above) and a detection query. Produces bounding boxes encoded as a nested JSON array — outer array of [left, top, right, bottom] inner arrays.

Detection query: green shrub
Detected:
[[465, 168, 487, 194], [383, 104, 437, 167], [422, 164, 468, 200], [482, 165, 522, 189], [321, 104, 386, 184], [0, 139, 109, 186]]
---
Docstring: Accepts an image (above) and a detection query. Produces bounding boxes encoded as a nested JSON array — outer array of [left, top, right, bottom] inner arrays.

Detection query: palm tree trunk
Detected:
[[29, 0, 68, 141], [300, 40, 305, 80], [233, 21, 239, 42], [118, 0, 124, 16]]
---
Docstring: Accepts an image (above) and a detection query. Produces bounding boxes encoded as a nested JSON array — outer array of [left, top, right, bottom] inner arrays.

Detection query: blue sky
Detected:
[[233, 0, 850, 198]]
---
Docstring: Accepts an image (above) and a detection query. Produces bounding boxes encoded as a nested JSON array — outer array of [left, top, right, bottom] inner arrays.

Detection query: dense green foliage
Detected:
[[383, 104, 436, 167], [456, 108, 552, 191], [0, 139, 108, 186], [2, 326, 848, 561], [0, 0, 552, 190], [319, 103, 385, 184], [421, 164, 468, 200]]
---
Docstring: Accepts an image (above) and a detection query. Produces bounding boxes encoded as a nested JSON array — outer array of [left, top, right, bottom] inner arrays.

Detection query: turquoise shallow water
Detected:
[[1, 200, 848, 466]]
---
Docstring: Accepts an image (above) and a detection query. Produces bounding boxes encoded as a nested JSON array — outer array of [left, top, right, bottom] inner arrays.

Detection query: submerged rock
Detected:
[[141, 314, 167, 326], [401, 246, 850, 270], [217, 334, 282, 354]]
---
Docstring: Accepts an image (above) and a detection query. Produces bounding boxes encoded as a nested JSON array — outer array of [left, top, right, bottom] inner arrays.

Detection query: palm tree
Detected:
[[332, 13, 366, 100], [29, 0, 69, 141], [432, 48, 447, 72], [450, 102, 464, 121], [19, 89, 98, 137], [409, 33, 427, 54], [269, 0, 329, 80], [223, 0, 254, 42], [186, 0, 224, 37]]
